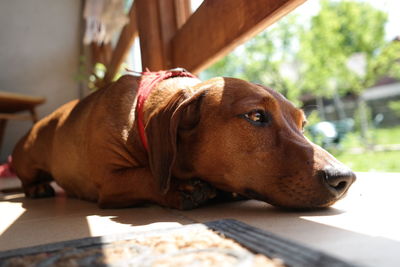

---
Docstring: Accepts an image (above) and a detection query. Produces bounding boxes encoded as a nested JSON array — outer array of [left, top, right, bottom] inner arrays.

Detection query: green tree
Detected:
[[201, 14, 302, 103], [299, 0, 391, 96], [201, 0, 400, 103]]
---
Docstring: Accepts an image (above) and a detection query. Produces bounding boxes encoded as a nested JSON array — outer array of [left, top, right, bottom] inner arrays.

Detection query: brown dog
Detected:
[[12, 69, 355, 209]]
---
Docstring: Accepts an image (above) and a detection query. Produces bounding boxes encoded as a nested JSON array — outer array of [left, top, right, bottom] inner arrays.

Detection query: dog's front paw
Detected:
[[24, 183, 55, 198], [178, 179, 217, 210], [164, 179, 217, 210]]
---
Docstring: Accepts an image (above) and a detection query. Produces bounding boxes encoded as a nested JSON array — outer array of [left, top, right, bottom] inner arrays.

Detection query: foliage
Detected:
[[201, 14, 303, 104], [365, 41, 400, 87], [201, 0, 400, 103], [75, 56, 106, 91], [370, 125, 400, 145], [299, 0, 388, 96], [389, 100, 400, 117], [340, 125, 400, 148], [305, 110, 321, 126], [334, 150, 400, 172], [86, 63, 107, 91], [353, 100, 372, 131], [332, 126, 400, 172]]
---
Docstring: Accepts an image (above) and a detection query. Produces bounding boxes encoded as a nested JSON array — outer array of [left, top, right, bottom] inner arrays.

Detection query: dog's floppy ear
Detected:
[[145, 90, 206, 193]]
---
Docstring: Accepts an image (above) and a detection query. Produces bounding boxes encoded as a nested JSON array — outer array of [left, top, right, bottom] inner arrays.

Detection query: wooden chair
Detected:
[[0, 92, 45, 151]]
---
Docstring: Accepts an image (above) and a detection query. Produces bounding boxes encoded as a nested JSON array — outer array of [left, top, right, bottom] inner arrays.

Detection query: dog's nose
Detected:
[[321, 166, 356, 196]]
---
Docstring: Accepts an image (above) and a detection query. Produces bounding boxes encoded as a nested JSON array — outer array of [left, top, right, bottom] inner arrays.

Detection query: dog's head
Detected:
[[146, 77, 356, 209]]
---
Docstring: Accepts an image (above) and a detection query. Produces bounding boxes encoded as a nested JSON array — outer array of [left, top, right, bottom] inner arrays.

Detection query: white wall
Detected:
[[0, 0, 82, 161]]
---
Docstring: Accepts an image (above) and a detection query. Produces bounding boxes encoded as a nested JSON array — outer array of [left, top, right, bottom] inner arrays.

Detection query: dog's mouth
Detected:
[[241, 177, 353, 210], [242, 188, 269, 202]]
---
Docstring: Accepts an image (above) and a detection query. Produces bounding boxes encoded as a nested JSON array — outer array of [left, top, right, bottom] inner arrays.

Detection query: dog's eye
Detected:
[[242, 110, 270, 126]]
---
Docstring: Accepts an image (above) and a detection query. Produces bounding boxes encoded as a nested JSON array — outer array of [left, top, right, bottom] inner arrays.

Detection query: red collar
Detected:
[[136, 69, 197, 151]]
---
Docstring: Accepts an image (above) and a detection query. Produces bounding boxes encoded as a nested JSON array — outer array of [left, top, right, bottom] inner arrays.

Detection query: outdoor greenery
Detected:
[[335, 150, 400, 172], [389, 100, 400, 117], [331, 126, 400, 172], [343, 126, 400, 147], [303, 124, 400, 172], [201, 0, 400, 172], [202, 0, 400, 101]]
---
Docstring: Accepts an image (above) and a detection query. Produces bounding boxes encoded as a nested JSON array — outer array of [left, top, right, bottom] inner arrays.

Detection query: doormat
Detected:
[[0, 219, 357, 267]]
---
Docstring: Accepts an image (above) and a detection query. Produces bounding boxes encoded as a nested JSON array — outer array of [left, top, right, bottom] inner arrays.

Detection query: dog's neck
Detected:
[[136, 70, 199, 151]]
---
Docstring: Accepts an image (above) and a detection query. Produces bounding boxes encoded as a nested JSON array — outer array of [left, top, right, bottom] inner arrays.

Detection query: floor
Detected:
[[1, 172, 400, 267]]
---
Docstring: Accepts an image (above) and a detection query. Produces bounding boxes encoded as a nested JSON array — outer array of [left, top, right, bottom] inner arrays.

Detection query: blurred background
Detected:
[[199, 0, 400, 172]]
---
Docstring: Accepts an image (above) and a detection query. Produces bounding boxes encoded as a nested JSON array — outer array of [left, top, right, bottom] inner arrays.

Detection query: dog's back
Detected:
[[12, 100, 81, 197], [12, 75, 142, 200], [13, 100, 79, 174]]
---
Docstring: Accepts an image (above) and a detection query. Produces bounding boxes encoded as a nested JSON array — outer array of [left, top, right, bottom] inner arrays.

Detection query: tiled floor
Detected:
[[1, 172, 400, 266]]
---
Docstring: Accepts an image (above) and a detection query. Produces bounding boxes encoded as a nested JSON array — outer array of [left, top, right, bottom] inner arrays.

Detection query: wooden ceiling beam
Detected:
[[136, 0, 191, 71], [90, 43, 112, 68], [103, 1, 138, 84], [174, 0, 191, 29], [136, 0, 170, 71], [171, 0, 306, 74], [100, 0, 304, 80]]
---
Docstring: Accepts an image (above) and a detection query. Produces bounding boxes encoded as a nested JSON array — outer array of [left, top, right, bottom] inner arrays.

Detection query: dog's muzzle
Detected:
[[319, 166, 356, 197]]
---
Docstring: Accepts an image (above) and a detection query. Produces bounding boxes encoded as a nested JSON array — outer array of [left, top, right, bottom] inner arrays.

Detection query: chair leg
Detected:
[[0, 119, 7, 153], [29, 108, 39, 123]]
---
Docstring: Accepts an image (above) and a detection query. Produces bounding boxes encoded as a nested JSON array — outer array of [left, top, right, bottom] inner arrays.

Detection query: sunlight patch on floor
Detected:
[[0, 200, 25, 235], [86, 215, 183, 236]]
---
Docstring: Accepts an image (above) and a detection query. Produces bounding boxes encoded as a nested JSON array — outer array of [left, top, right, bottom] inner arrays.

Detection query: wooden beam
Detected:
[[0, 92, 45, 113], [136, 0, 179, 71], [136, 0, 166, 71], [157, 0, 179, 68], [0, 113, 33, 121], [90, 43, 99, 68], [174, 0, 191, 29], [0, 119, 6, 152], [103, 2, 138, 83], [90, 43, 112, 67], [171, 0, 306, 74]]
